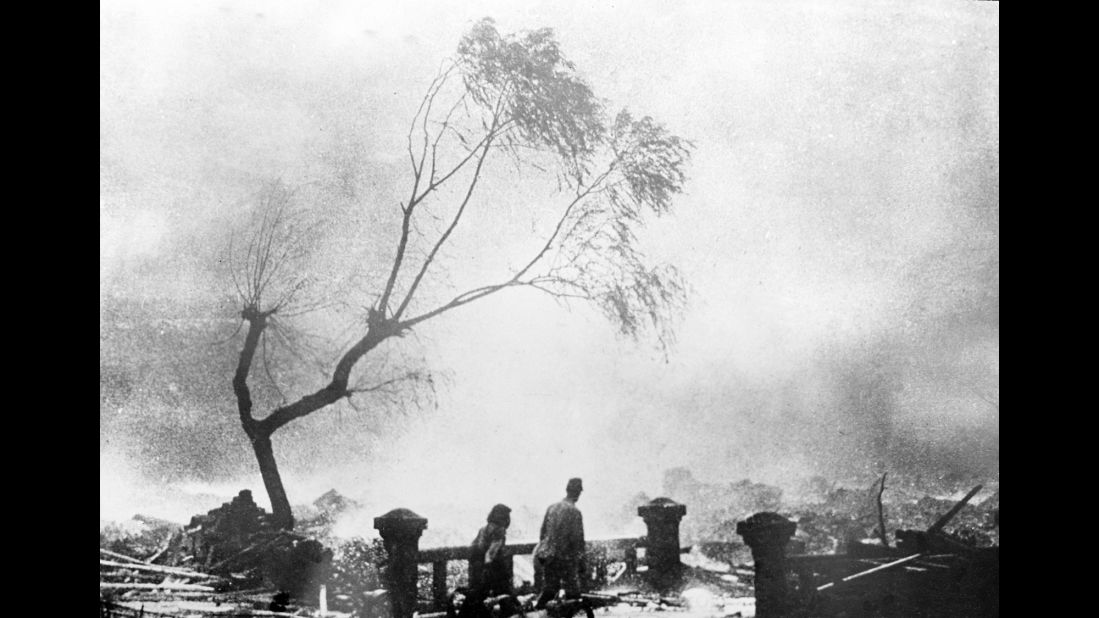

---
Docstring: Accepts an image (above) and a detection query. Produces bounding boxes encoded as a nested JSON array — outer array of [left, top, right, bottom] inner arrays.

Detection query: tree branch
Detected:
[[513, 165, 615, 280], [399, 280, 520, 329], [421, 119, 514, 197], [382, 73, 492, 316], [257, 313, 402, 433], [378, 202, 415, 316], [348, 370, 430, 396], [260, 328, 287, 405], [396, 156, 615, 329], [394, 119, 499, 320], [234, 307, 274, 438]]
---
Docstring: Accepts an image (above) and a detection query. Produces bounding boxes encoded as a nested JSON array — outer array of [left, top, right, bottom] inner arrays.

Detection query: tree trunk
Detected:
[[251, 432, 295, 530]]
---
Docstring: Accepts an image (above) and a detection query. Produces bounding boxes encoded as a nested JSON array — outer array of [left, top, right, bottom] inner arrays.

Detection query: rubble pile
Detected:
[[174, 489, 278, 568], [669, 471, 999, 561], [785, 480, 999, 554], [101, 489, 387, 618]]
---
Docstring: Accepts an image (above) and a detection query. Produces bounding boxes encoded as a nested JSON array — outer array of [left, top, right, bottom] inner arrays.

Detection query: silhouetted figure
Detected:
[[462, 504, 520, 618], [534, 478, 586, 609]]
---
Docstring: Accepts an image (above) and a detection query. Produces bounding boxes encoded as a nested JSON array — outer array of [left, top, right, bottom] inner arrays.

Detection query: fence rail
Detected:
[[416, 537, 655, 610]]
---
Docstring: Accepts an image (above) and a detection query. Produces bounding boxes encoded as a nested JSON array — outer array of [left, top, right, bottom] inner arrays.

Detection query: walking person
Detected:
[[534, 478, 587, 609]]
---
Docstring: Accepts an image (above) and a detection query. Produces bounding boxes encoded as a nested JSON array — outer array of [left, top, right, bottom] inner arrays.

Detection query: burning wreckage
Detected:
[[100, 475, 999, 617]]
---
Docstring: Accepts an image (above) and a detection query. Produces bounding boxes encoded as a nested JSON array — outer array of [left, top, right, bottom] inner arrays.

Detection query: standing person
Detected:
[[534, 478, 587, 609], [462, 504, 519, 618]]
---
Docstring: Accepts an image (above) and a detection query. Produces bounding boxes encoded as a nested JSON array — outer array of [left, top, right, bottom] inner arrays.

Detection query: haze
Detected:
[[100, 0, 998, 544]]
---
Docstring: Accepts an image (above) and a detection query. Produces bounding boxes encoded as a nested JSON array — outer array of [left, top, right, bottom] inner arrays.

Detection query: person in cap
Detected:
[[534, 478, 587, 609], [462, 504, 519, 618]]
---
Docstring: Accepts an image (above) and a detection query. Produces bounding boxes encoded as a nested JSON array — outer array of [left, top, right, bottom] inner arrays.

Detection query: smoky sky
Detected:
[[100, 0, 998, 534]]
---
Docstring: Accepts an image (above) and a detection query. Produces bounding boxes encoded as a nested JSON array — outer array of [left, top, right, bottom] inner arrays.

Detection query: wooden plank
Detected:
[[100, 559, 221, 580], [108, 601, 302, 618], [101, 548, 147, 564], [817, 553, 923, 592], [927, 485, 983, 534], [418, 537, 644, 564], [101, 570, 166, 580], [100, 582, 216, 592]]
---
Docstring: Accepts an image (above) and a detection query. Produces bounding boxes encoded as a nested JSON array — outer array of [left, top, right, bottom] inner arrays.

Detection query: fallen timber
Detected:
[[100, 582, 217, 592], [100, 559, 227, 580], [101, 600, 305, 618], [102, 548, 152, 565], [815, 553, 924, 592], [927, 484, 983, 535]]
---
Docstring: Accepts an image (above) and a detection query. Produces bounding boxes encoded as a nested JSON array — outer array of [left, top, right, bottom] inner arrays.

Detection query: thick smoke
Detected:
[[101, 0, 998, 536]]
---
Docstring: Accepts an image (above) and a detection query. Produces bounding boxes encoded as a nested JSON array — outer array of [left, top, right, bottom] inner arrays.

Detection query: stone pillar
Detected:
[[375, 508, 428, 618], [637, 498, 687, 591], [737, 512, 796, 618]]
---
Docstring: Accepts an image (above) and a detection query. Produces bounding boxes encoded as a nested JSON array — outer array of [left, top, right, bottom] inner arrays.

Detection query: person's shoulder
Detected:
[[470, 528, 485, 549], [558, 500, 580, 517]]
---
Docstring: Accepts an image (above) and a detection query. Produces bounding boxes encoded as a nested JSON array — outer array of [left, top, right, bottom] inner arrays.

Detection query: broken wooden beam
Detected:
[[100, 548, 147, 564], [100, 582, 216, 592], [817, 553, 922, 592], [927, 485, 983, 534], [103, 601, 303, 618], [100, 569, 169, 581], [99, 559, 222, 580]]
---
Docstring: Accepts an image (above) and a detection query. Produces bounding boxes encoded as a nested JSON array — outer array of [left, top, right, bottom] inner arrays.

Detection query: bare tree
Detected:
[[228, 18, 694, 529]]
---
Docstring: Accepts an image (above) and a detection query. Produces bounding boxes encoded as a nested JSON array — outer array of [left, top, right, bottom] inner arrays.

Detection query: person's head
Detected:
[[566, 477, 584, 500], [487, 503, 512, 528]]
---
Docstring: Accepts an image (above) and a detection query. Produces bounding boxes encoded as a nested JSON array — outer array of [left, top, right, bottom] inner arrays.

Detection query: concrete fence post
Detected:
[[374, 508, 428, 618], [637, 498, 687, 591], [737, 512, 797, 618]]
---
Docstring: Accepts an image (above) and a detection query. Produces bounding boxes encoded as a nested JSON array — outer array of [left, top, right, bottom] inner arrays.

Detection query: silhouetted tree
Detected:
[[228, 18, 693, 529]]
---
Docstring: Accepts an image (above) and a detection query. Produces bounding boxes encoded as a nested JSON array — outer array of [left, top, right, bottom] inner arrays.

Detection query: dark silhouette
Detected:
[[534, 478, 586, 609], [462, 504, 520, 618]]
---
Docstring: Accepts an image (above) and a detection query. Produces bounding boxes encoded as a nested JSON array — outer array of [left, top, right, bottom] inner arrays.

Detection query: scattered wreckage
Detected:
[[101, 477, 998, 618], [101, 490, 346, 617]]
